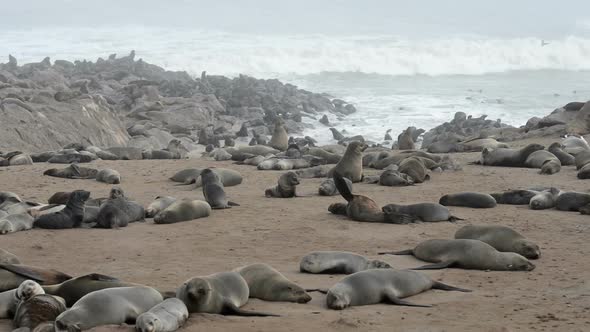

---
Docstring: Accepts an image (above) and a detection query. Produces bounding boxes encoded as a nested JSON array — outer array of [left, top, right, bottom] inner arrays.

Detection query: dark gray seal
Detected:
[[201, 169, 239, 209], [0, 264, 71, 292], [490, 190, 538, 205], [439, 192, 497, 208], [95, 187, 145, 228], [382, 203, 461, 222], [300, 251, 391, 274], [13, 293, 67, 330], [455, 225, 540, 259], [34, 190, 90, 229], [135, 298, 189, 332], [43, 164, 98, 179], [478, 143, 544, 167], [318, 177, 352, 196], [555, 192, 590, 211], [379, 170, 414, 186]]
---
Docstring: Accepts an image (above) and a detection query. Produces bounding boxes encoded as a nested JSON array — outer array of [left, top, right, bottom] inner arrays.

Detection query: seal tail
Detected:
[[377, 249, 413, 255], [333, 172, 353, 202], [432, 281, 472, 293]]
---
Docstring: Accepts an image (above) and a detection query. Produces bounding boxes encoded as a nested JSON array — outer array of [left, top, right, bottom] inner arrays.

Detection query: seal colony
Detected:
[[0, 54, 588, 331]]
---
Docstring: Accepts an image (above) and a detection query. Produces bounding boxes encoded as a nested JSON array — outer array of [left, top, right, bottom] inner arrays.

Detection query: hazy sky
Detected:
[[5, 0, 590, 37]]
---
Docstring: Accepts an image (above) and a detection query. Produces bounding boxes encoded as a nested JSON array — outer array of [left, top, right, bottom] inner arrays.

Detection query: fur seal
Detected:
[[328, 141, 367, 182], [190, 168, 243, 188], [398, 157, 429, 183], [548, 142, 575, 166], [294, 165, 333, 178], [382, 203, 461, 222], [490, 190, 538, 205], [272, 157, 325, 170], [439, 192, 497, 208], [305, 147, 341, 164], [478, 144, 544, 167], [318, 177, 352, 196], [265, 172, 300, 198], [458, 138, 509, 152], [145, 196, 177, 218], [0, 213, 34, 234], [54, 286, 163, 332], [0, 264, 71, 292], [529, 188, 561, 210], [0, 248, 20, 264], [234, 263, 311, 303], [455, 225, 540, 259], [0, 289, 18, 319], [269, 121, 289, 151], [135, 298, 189, 332], [524, 150, 561, 174], [95, 169, 121, 184], [324, 269, 470, 310], [169, 169, 202, 183], [13, 293, 66, 330], [153, 199, 211, 224], [95, 187, 145, 228], [201, 168, 239, 209], [379, 239, 535, 271], [333, 172, 413, 224], [34, 190, 90, 229], [300, 251, 391, 274], [16, 280, 45, 302], [43, 164, 98, 179], [176, 272, 279, 316], [555, 192, 590, 211], [575, 150, 590, 170], [328, 202, 348, 216], [47, 152, 93, 164], [48, 192, 71, 205], [397, 127, 415, 150], [379, 169, 414, 186]]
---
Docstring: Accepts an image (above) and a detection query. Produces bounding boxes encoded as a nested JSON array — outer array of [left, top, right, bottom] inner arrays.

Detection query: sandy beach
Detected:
[[0, 137, 588, 332]]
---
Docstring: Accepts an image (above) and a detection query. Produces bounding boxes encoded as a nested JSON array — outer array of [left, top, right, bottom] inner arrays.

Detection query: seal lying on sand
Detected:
[[318, 177, 352, 196], [95, 169, 121, 184], [379, 170, 414, 187], [477, 144, 544, 167], [0, 213, 34, 235], [34, 190, 90, 229], [95, 187, 145, 228], [439, 192, 497, 208], [136, 298, 189, 332], [382, 203, 461, 222], [555, 191, 590, 211], [13, 293, 67, 330], [455, 225, 540, 259], [176, 272, 279, 316], [153, 199, 211, 224], [322, 269, 470, 310], [234, 263, 311, 303], [43, 164, 98, 179], [524, 150, 561, 174], [265, 172, 300, 198], [379, 239, 535, 271], [0, 249, 20, 264], [0, 264, 71, 292], [300, 251, 391, 274], [490, 190, 538, 205]]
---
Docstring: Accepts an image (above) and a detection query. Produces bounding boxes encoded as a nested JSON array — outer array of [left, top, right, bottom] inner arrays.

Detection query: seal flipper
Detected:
[[448, 215, 464, 222], [333, 172, 353, 202], [384, 290, 432, 307], [305, 288, 329, 294], [228, 201, 240, 206], [378, 249, 413, 255], [432, 281, 472, 292], [0, 264, 46, 283], [222, 303, 280, 317], [412, 261, 455, 270]]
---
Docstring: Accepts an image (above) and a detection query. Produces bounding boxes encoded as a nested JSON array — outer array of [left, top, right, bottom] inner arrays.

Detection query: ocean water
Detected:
[[2, 27, 590, 144]]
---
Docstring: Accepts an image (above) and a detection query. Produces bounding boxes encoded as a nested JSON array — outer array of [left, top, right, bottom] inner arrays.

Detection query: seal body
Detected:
[[555, 192, 590, 211], [269, 122, 289, 151], [548, 142, 575, 166], [96, 169, 121, 184], [43, 164, 97, 179], [0, 264, 71, 292], [480, 144, 544, 167], [135, 298, 189, 332], [455, 225, 540, 259], [529, 188, 561, 210], [192, 168, 243, 188], [524, 150, 561, 174], [398, 157, 429, 183], [265, 172, 299, 198], [439, 192, 497, 208], [201, 168, 238, 209], [153, 199, 211, 224], [0, 213, 34, 234], [0, 248, 20, 264], [145, 196, 177, 218], [95, 187, 144, 228], [382, 203, 458, 222], [0, 289, 18, 319], [300, 251, 391, 274], [491, 190, 537, 205], [326, 269, 470, 310], [379, 170, 414, 186], [329, 142, 367, 182], [318, 177, 352, 196], [234, 263, 311, 303], [169, 169, 201, 183], [34, 190, 90, 229], [54, 286, 163, 332], [13, 294, 66, 330]]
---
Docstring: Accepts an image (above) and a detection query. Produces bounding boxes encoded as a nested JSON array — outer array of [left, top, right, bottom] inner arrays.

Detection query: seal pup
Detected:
[[529, 188, 561, 210], [324, 269, 470, 310], [34, 190, 90, 229], [555, 191, 590, 211], [300, 251, 391, 274], [95, 169, 121, 184], [0, 248, 20, 264], [382, 203, 461, 223], [265, 172, 300, 198], [0, 213, 34, 234], [439, 192, 497, 208], [145, 196, 177, 218], [153, 199, 211, 224], [524, 150, 561, 174], [333, 172, 413, 224], [477, 144, 544, 167], [379, 239, 535, 271], [490, 189, 538, 205], [379, 170, 414, 187], [328, 141, 367, 182], [54, 286, 163, 332], [0, 264, 71, 292], [136, 298, 188, 332], [201, 168, 239, 209], [269, 121, 289, 151], [176, 272, 279, 316], [234, 263, 311, 303], [13, 293, 66, 330], [318, 177, 352, 196], [455, 225, 541, 259]]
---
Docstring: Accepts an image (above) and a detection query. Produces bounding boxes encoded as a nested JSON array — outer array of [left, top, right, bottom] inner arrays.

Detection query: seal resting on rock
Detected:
[[265, 172, 300, 198], [233, 263, 311, 303], [300, 251, 391, 274], [454, 225, 540, 259], [34, 190, 90, 229]]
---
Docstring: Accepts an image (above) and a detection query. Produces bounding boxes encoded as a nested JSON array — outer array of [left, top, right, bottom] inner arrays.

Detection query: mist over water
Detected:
[[3, 1, 590, 143]]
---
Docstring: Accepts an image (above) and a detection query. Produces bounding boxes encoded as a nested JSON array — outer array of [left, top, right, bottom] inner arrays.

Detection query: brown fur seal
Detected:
[[43, 164, 98, 179], [234, 263, 311, 303], [382, 203, 461, 222], [34, 190, 90, 229], [379, 239, 535, 271], [455, 225, 540, 259], [398, 157, 429, 183], [135, 298, 189, 332], [169, 169, 202, 183], [13, 293, 66, 330], [145, 196, 177, 218], [0, 264, 71, 292], [265, 172, 300, 198], [300, 251, 391, 274], [324, 269, 470, 310], [0, 213, 34, 234], [201, 168, 239, 209], [0, 248, 20, 264], [176, 272, 279, 316], [328, 141, 367, 182], [54, 286, 163, 331], [397, 127, 415, 150], [269, 121, 289, 151], [439, 192, 497, 208], [153, 199, 211, 224], [95, 187, 145, 228], [478, 143, 544, 167], [95, 169, 121, 184]]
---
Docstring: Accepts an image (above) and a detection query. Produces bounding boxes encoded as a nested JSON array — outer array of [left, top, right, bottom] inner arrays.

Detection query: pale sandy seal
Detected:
[[272, 157, 325, 170], [153, 199, 211, 224], [269, 121, 289, 151], [135, 298, 189, 332], [106, 147, 143, 160], [145, 196, 177, 218], [34, 190, 90, 229], [95, 187, 144, 228], [176, 272, 279, 316], [398, 157, 429, 183], [169, 168, 202, 183], [529, 188, 561, 210], [379, 239, 535, 271], [16, 280, 45, 302], [257, 158, 279, 170], [548, 142, 575, 166], [555, 191, 590, 211], [201, 168, 239, 209], [458, 138, 509, 152], [54, 286, 163, 332], [455, 225, 541, 259], [478, 143, 544, 167], [524, 150, 561, 174], [379, 169, 414, 186], [265, 172, 300, 198], [234, 263, 311, 303], [0, 248, 20, 264], [0, 213, 34, 234], [328, 141, 367, 182], [300, 251, 391, 274], [333, 172, 413, 224], [318, 177, 351, 196], [382, 203, 461, 223], [439, 192, 497, 208], [95, 168, 121, 184], [323, 269, 470, 310], [13, 293, 66, 330], [0, 264, 71, 292]]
